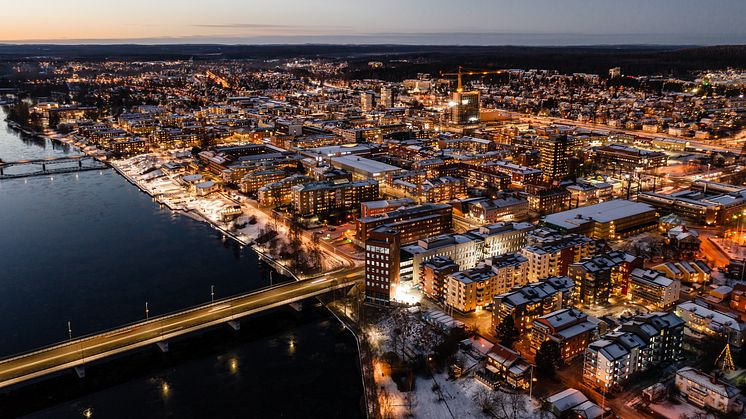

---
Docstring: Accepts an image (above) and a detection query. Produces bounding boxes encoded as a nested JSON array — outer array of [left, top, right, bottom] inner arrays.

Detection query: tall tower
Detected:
[[380, 86, 394, 108], [360, 91, 375, 112], [450, 91, 480, 125], [536, 134, 572, 182]]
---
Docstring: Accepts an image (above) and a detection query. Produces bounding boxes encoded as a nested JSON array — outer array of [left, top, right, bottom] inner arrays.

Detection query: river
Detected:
[[0, 110, 363, 418]]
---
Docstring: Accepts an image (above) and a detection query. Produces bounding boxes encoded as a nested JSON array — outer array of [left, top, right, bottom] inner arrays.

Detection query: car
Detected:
[[328, 227, 336, 232]]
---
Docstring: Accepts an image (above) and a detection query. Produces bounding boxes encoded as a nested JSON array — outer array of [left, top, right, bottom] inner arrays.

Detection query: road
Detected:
[[0, 268, 363, 390], [700, 232, 732, 268]]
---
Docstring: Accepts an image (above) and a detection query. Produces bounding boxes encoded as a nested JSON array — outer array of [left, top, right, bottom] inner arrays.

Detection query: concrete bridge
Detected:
[[0, 268, 363, 390], [0, 156, 108, 179]]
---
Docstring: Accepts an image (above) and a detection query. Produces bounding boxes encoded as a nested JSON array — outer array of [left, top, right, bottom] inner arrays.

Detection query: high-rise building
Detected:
[[450, 91, 480, 125], [361, 91, 375, 112], [536, 134, 572, 182], [380, 86, 394, 108], [364, 227, 400, 305]]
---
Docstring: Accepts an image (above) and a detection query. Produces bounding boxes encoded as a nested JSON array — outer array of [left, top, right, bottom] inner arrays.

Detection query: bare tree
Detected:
[[492, 390, 529, 419]]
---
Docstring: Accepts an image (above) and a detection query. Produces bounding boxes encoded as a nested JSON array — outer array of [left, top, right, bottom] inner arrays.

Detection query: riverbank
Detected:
[[0, 109, 368, 418]]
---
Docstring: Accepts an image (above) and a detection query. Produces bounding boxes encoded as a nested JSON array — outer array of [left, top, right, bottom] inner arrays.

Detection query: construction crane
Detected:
[[441, 66, 507, 92]]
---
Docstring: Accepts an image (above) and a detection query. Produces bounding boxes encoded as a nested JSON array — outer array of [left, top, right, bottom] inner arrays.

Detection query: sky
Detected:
[[1, 0, 745, 45]]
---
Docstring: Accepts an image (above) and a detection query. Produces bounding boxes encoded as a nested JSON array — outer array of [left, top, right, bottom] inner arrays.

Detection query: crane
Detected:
[[441, 66, 507, 93]]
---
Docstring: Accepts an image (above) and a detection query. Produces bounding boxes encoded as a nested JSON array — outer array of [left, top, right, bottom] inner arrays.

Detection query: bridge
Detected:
[[0, 156, 108, 180], [0, 268, 363, 390]]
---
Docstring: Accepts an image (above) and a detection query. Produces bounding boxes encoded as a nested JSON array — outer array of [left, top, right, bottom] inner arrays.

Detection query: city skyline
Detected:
[[2, 0, 745, 45]]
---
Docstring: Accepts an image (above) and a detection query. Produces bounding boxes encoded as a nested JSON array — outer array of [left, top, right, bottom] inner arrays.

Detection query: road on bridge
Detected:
[[0, 267, 363, 389]]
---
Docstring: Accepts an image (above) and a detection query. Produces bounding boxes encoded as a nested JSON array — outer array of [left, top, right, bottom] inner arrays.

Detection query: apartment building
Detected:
[[629, 268, 681, 309], [291, 179, 379, 218], [568, 251, 641, 308], [521, 234, 596, 282], [531, 308, 598, 361], [422, 256, 459, 302], [258, 174, 311, 208], [492, 276, 577, 334], [356, 203, 452, 244], [675, 301, 746, 347], [583, 312, 684, 389], [444, 253, 530, 312], [676, 367, 743, 414]]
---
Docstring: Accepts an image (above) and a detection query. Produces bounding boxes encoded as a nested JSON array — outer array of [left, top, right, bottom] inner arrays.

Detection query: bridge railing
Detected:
[[0, 155, 90, 167], [0, 279, 316, 365]]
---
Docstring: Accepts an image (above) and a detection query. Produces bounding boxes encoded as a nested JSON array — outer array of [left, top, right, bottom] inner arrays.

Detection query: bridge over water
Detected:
[[0, 268, 363, 390], [0, 156, 108, 179]]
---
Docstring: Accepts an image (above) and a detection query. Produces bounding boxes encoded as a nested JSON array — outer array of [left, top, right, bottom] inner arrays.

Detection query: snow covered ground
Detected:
[[111, 155, 349, 274], [367, 307, 541, 419]]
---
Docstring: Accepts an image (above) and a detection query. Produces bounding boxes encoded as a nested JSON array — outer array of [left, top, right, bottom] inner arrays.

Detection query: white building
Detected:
[[401, 222, 532, 284], [629, 268, 681, 309], [676, 367, 743, 414], [675, 301, 746, 347], [584, 313, 684, 389]]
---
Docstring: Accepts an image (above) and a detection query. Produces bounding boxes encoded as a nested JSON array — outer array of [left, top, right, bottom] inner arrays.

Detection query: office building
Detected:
[[542, 199, 658, 240], [450, 91, 480, 125]]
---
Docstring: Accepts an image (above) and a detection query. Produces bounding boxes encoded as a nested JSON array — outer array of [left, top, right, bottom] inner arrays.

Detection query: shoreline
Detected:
[[110, 155, 374, 418]]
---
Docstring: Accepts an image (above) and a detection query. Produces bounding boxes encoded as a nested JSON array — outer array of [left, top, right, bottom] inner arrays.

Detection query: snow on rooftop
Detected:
[[544, 199, 655, 230]]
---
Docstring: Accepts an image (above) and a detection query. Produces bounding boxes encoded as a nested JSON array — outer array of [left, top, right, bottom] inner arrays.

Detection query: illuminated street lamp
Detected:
[[145, 302, 149, 320], [211, 285, 215, 303], [529, 365, 538, 399]]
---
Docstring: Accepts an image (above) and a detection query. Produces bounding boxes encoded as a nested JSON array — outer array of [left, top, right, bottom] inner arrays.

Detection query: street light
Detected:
[[68, 321, 72, 341], [529, 364, 538, 399], [145, 302, 149, 320], [211, 285, 215, 303]]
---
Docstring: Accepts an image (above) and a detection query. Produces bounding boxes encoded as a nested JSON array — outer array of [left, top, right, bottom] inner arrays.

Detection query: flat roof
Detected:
[[544, 199, 655, 230], [331, 155, 403, 175]]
